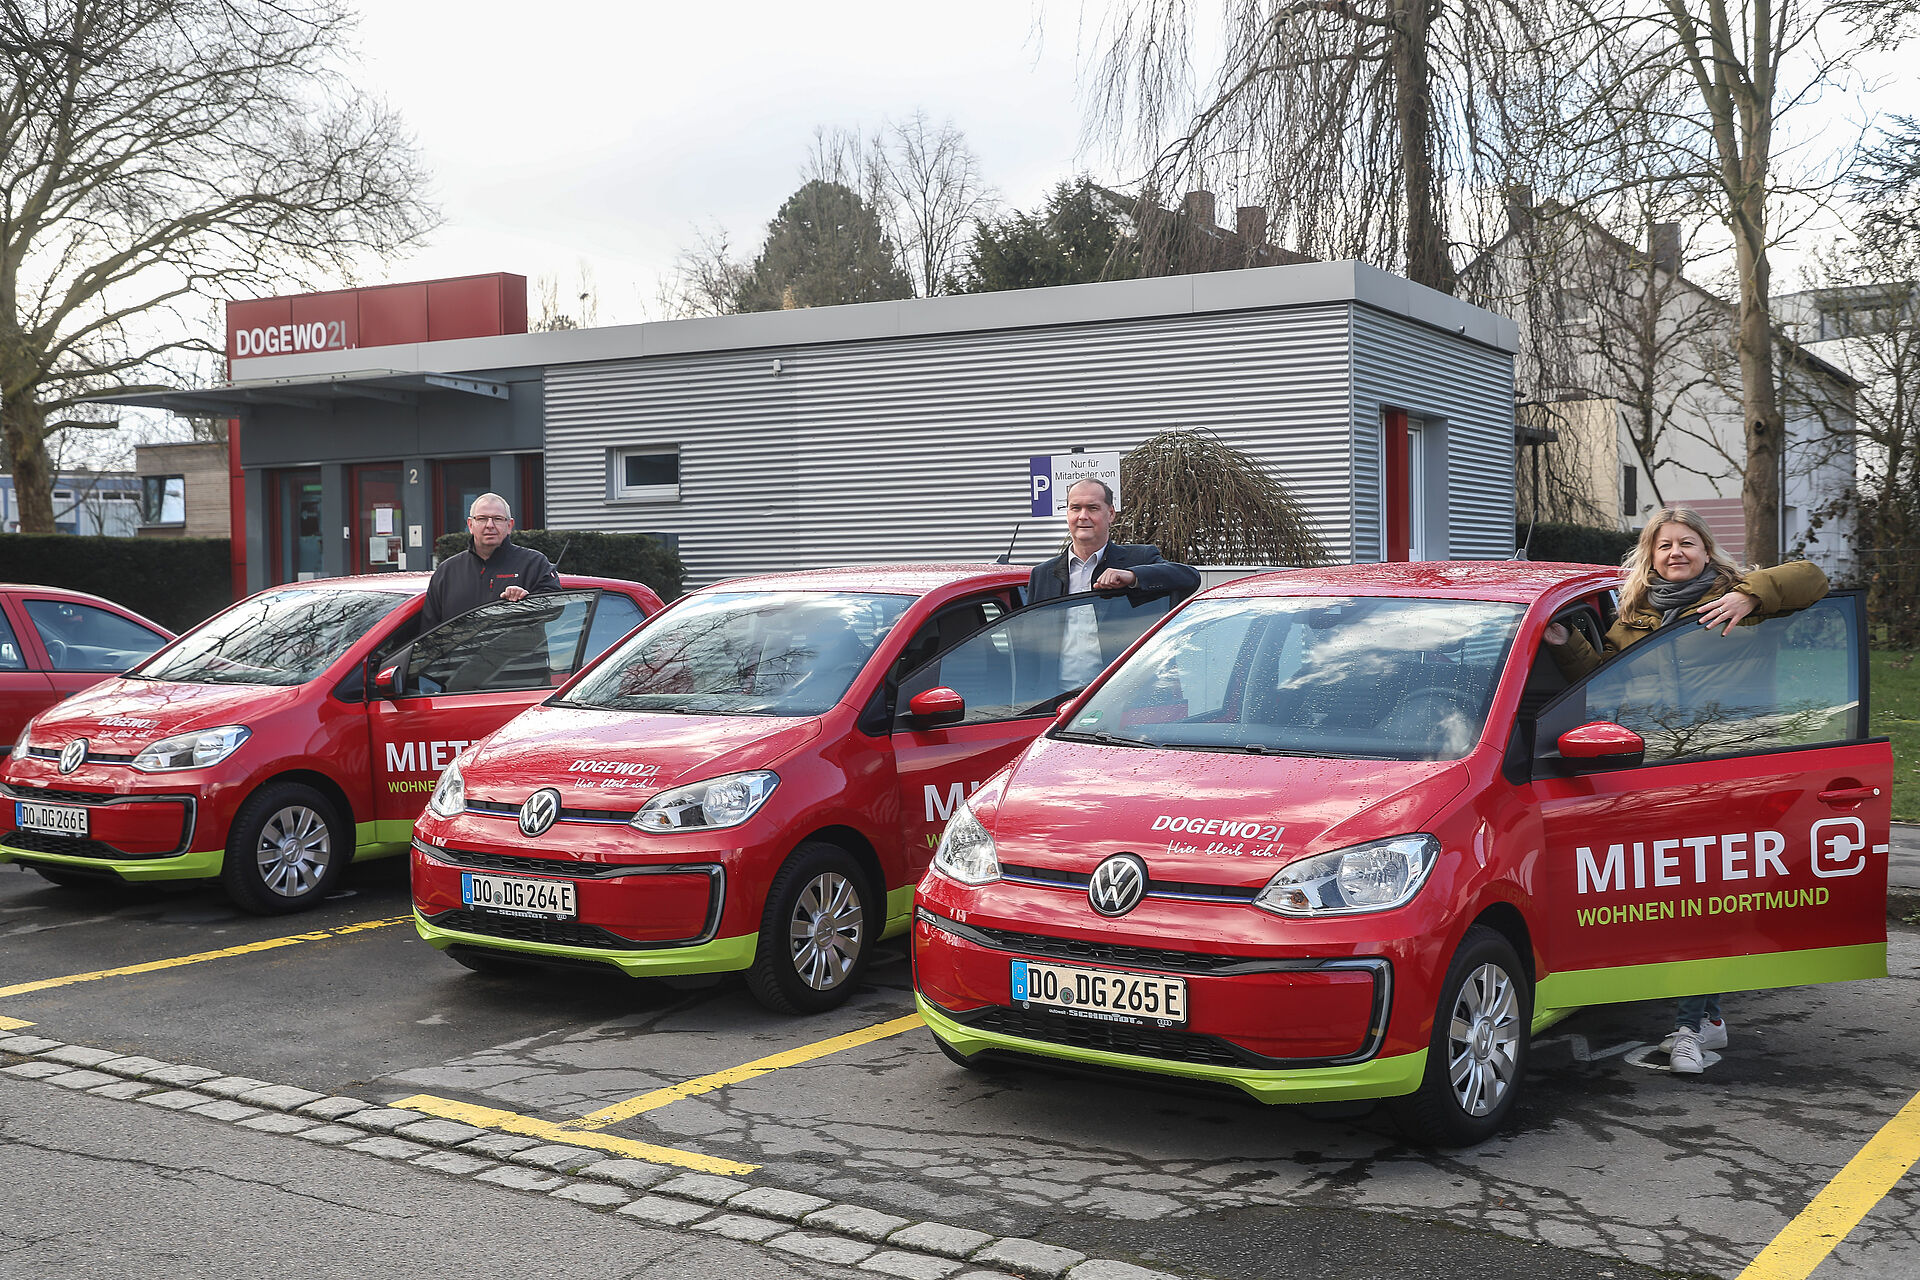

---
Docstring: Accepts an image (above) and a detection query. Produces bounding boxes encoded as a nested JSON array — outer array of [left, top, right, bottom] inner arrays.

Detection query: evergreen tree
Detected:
[[957, 180, 1138, 293], [735, 180, 914, 312]]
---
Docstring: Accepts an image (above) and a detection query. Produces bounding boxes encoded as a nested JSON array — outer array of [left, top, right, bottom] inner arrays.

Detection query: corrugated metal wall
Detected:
[[546, 307, 1373, 587], [1350, 308, 1516, 560]]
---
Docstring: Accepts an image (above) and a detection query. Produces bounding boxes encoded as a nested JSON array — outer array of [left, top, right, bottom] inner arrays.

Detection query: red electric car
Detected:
[[0, 584, 172, 745], [410, 564, 1182, 1012], [914, 562, 1891, 1143], [1, 573, 661, 912]]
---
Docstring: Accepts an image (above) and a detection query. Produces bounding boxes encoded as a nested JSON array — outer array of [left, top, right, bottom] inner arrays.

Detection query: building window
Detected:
[[611, 448, 680, 503], [142, 475, 186, 525]]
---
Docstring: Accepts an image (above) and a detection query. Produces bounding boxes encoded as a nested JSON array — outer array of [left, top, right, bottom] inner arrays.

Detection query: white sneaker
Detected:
[[1668, 1027, 1704, 1074], [1661, 1019, 1728, 1053]]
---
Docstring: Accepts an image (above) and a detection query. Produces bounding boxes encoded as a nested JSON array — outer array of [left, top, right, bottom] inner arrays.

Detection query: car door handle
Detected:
[[1817, 786, 1879, 805]]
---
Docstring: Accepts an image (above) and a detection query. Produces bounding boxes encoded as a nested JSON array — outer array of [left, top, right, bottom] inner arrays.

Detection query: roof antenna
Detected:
[[551, 538, 571, 569], [994, 522, 1026, 565]]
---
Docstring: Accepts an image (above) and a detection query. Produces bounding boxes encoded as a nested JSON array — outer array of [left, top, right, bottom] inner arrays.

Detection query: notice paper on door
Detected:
[[368, 535, 392, 564], [374, 506, 395, 535]]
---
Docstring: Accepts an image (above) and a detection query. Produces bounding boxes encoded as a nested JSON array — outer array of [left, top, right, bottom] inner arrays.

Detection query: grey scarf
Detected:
[[1647, 568, 1720, 624]]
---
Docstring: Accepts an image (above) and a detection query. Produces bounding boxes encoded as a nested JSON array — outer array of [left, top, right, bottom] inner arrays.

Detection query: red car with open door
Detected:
[[1, 573, 660, 912]]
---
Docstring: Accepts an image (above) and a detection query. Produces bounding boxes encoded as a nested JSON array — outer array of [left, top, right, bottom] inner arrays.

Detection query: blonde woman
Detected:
[[1544, 506, 1828, 1074]]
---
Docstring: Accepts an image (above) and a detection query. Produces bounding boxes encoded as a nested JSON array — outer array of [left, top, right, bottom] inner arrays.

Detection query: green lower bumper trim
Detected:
[[0, 841, 225, 882], [916, 994, 1428, 1104], [413, 912, 759, 977], [1534, 942, 1888, 1016]]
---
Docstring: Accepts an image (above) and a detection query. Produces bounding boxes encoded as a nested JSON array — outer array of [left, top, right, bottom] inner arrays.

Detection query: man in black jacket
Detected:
[[420, 493, 561, 630], [1028, 478, 1200, 688]]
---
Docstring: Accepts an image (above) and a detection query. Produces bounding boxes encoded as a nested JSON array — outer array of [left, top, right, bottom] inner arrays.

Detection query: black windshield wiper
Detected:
[[1053, 728, 1158, 748]]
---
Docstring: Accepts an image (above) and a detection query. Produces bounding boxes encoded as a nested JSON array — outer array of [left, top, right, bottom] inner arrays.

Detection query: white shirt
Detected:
[[1061, 542, 1108, 688]]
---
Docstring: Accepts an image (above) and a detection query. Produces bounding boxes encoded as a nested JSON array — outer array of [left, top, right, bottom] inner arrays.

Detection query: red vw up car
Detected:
[[1, 573, 661, 912], [410, 564, 1182, 1013], [914, 562, 1891, 1143]]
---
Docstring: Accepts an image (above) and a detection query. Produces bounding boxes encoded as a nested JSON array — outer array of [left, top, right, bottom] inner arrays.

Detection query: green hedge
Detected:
[[432, 529, 685, 601], [1516, 522, 1636, 567], [0, 535, 233, 632]]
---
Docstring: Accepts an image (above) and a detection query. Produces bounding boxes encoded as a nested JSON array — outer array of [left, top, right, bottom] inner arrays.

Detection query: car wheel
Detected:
[[219, 782, 347, 915], [745, 841, 874, 1014], [1390, 924, 1531, 1146]]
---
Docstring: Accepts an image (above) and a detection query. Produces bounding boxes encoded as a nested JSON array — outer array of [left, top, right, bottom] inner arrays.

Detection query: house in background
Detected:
[[0, 472, 141, 536], [1464, 196, 1858, 575], [134, 440, 232, 539]]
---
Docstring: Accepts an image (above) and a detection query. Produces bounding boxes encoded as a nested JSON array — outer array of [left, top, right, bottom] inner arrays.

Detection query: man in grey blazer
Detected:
[[1027, 478, 1200, 688]]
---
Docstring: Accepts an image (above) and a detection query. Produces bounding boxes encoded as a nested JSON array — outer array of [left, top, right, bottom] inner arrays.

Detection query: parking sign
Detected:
[[1029, 452, 1122, 517]]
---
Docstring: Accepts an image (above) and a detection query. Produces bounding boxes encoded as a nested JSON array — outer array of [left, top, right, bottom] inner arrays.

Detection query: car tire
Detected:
[[744, 841, 874, 1015], [1389, 924, 1531, 1147], [219, 782, 348, 915]]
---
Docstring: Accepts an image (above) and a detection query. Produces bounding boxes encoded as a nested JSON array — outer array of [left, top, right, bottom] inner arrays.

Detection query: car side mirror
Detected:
[[371, 645, 412, 700], [906, 686, 965, 728], [1556, 721, 1644, 773]]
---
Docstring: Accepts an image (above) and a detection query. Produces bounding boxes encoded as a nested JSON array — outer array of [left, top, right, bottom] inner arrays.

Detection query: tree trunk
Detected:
[[1730, 164, 1780, 567], [0, 392, 54, 533], [1391, 0, 1454, 294]]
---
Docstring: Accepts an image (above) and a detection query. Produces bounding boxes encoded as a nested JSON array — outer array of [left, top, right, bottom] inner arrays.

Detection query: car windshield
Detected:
[[1060, 595, 1525, 760], [559, 590, 913, 717], [135, 588, 409, 687]]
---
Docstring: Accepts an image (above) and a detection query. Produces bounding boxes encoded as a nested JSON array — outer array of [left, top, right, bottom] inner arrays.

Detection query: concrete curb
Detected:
[[0, 1032, 1180, 1280]]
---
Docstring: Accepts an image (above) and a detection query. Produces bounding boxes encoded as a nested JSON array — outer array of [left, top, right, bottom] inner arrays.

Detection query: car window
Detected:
[[898, 590, 1176, 727], [890, 595, 1009, 684], [407, 591, 599, 697], [561, 591, 912, 718], [1538, 595, 1864, 765], [1062, 595, 1524, 759], [139, 589, 406, 686], [582, 592, 645, 663], [0, 609, 24, 672], [23, 599, 167, 673]]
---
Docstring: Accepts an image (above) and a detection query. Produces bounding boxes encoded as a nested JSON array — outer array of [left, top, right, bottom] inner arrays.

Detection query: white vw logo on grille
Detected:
[[518, 787, 561, 837], [1088, 853, 1148, 917], [57, 738, 87, 775]]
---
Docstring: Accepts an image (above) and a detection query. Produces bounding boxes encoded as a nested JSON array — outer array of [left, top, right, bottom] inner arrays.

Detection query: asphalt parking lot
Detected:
[[3, 855, 1916, 1280]]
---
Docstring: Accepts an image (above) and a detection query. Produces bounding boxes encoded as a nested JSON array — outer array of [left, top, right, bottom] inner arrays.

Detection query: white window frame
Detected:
[[609, 447, 681, 504]]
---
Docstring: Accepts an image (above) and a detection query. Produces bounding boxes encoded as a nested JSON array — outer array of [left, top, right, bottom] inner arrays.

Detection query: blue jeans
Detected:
[[1676, 994, 1723, 1030]]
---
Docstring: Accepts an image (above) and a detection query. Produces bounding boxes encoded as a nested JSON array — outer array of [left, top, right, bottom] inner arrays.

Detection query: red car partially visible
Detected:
[[0, 584, 172, 749]]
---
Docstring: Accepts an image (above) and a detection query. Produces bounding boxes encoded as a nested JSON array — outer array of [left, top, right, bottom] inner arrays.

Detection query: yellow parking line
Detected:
[[0, 916, 409, 999], [395, 1094, 756, 1176], [568, 1013, 924, 1130], [0, 1016, 34, 1030], [1738, 1089, 1920, 1279]]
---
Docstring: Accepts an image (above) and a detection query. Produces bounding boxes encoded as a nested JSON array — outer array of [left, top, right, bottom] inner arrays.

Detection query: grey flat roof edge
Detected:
[[227, 260, 1517, 383]]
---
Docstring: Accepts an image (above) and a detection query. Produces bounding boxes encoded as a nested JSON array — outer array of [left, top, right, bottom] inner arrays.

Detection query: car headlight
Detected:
[[931, 800, 1001, 886], [130, 725, 251, 773], [632, 771, 778, 832], [11, 719, 32, 760], [1254, 834, 1440, 916], [427, 759, 465, 818]]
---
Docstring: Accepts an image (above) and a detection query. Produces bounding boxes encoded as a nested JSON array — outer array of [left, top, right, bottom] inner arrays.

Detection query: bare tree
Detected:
[[0, 0, 435, 531], [659, 224, 754, 319], [1081, 1, 1567, 293], [877, 111, 997, 296], [531, 262, 602, 332], [1574, 0, 1919, 564]]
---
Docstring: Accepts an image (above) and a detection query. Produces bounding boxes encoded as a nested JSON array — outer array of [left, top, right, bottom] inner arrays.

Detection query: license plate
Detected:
[[15, 801, 87, 837], [1010, 959, 1187, 1027], [461, 872, 577, 920]]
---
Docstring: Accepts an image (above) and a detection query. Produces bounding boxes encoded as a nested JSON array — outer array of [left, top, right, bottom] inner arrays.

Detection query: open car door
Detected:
[[890, 587, 1179, 881], [1522, 591, 1891, 1016]]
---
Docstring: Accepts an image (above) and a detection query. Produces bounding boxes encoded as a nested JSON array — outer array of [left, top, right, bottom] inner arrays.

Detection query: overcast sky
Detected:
[[337, 3, 1916, 323], [354, 1, 1118, 324]]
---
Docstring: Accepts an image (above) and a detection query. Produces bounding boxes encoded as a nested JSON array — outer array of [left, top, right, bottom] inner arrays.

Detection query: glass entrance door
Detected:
[[269, 468, 323, 585], [434, 457, 492, 545], [351, 463, 405, 574]]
